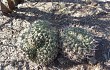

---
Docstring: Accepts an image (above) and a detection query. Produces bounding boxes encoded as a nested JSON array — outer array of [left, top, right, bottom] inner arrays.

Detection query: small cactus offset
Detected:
[[19, 20, 58, 65], [60, 27, 95, 62]]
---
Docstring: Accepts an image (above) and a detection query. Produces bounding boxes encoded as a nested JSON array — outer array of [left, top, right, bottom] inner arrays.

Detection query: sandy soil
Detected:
[[0, 1, 110, 70]]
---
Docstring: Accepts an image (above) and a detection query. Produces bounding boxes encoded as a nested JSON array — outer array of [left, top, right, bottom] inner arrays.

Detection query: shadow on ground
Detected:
[[0, 1, 110, 69]]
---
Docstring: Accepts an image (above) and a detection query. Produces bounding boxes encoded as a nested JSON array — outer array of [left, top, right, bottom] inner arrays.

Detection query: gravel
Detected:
[[0, 1, 110, 70]]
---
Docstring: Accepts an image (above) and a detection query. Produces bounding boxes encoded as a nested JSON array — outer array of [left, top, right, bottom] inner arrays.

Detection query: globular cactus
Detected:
[[60, 27, 95, 62], [18, 20, 58, 65]]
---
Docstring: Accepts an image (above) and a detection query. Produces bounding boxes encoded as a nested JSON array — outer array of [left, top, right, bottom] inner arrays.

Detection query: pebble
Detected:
[[0, 1, 110, 70]]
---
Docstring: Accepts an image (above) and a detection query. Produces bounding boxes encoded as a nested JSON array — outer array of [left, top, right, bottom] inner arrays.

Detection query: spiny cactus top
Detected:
[[18, 20, 58, 65], [61, 27, 95, 62]]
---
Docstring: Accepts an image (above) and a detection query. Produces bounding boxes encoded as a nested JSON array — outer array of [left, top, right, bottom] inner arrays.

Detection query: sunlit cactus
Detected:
[[19, 20, 58, 65], [60, 27, 95, 62]]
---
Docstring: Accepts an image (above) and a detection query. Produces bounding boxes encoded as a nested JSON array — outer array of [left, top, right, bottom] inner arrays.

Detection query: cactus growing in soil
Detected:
[[60, 27, 95, 62], [19, 20, 58, 65]]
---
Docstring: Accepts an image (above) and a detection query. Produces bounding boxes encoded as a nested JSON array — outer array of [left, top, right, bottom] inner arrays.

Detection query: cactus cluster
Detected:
[[20, 20, 58, 65], [60, 27, 95, 62], [18, 20, 96, 65]]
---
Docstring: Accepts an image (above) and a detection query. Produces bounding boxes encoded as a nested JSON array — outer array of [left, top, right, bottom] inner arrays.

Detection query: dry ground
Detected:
[[0, 1, 110, 70]]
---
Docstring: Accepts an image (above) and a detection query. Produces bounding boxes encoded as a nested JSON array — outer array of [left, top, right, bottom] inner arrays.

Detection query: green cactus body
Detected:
[[61, 27, 95, 62], [20, 20, 58, 65]]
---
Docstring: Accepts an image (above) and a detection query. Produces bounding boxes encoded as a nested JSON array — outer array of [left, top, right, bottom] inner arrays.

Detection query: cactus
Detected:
[[60, 27, 95, 62], [19, 20, 58, 65]]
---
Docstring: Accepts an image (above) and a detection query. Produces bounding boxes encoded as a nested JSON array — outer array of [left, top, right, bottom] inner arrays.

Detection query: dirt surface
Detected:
[[0, 1, 110, 70]]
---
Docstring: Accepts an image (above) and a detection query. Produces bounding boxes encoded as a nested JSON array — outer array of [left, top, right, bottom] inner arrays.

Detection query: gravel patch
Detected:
[[0, 1, 110, 70]]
